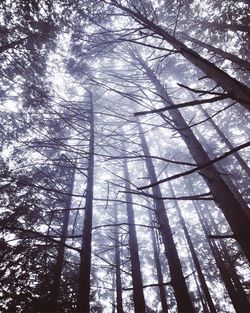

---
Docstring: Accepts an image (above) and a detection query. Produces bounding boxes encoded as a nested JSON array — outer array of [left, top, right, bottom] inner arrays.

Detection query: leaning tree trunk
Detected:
[[77, 92, 95, 312], [113, 2, 250, 110], [204, 204, 250, 310], [179, 32, 250, 72], [138, 122, 194, 313], [135, 56, 250, 263], [197, 204, 250, 313], [123, 157, 146, 312], [168, 181, 217, 313], [186, 176, 250, 312], [198, 105, 250, 176], [194, 126, 250, 219]]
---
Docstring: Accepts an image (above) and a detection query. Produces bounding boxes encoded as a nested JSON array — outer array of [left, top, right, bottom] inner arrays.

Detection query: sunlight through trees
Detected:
[[0, 0, 250, 312]]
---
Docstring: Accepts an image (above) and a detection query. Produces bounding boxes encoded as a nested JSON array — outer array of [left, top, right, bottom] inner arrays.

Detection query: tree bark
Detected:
[[77, 92, 95, 312], [123, 157, 146, 312], [194, 126, 250, 219], [138, 122, 194, 313]]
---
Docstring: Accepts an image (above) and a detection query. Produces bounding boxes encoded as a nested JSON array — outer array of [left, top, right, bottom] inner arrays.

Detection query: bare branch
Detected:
[[138, 141, 250, 189], [134, 95, 229, 116]]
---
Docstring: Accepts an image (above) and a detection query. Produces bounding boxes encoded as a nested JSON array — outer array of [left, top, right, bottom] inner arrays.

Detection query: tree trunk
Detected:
[[180, 32, 250, 72], [199, 105, 250, 176], [113, 2, 250, 111], [114, 207, 123, 313], [206, 206, 250, 310], [136, 57, 250, 263], [187, 251, 210, 312], [194, 126, 250, 219], [197, 204, 250, 313], [49, 165, 76, 312], [123, 157, 146, 312], [77, 92, 95, 312], [147, 208, 169, 312], [168, 181, 217, 313], [186, 177, 250, 312], [138, 122, 194, 313]]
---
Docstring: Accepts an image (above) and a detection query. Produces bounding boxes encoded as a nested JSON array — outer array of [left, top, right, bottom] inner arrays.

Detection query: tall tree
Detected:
[[137, 121, 194, 312], [123, 156, 146, 312], [113, 207, 124, 313], [168, 181, 216, 313], [108, 1, 250, 111], [133, 52, 250, 263], [77, 91, 95, 312]]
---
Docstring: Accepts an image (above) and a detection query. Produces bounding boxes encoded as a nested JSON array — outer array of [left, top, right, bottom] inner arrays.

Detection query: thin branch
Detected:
[[134, 95, 228, 116], [138, 141, 250, 189], [122, 190, 213, 201], [208, 234, 235, 239], [92, 222, 159, 230], [1, 226, 81, 252]]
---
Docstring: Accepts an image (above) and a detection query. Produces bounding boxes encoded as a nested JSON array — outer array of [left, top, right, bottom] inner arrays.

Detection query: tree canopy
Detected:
[[0, 0, 249, 312]]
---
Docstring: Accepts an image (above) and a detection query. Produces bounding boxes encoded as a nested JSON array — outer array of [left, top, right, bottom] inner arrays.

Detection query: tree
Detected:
[[122, 155, 146, 312], [0, 1, 249, 311], [138, 121, 194, 312], [77, 91, 95, 312]]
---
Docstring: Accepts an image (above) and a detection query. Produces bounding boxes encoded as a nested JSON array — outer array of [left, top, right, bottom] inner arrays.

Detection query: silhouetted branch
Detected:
[[208, 234, 235, 239], [134, 95, 228, 116], [138, 141, 250, 189]]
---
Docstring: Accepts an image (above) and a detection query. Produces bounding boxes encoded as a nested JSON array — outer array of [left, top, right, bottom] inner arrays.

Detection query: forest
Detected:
[[0, 0, 250, 312]]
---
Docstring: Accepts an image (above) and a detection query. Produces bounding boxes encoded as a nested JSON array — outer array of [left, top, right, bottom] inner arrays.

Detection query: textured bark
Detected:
[[123, 158, 146, 312], [77, 92, 95, 312], [112, 2, 250, 111], [136, 56, 250, 263], [138, 122, 194, 313], [114, 208, 123, 313], [168, 181, 216, 313]]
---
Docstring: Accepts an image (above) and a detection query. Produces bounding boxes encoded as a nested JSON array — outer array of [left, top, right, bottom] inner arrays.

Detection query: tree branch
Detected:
[[138, 141, 250, 189], [208, 234, 235, 239], [134, 95, 228, 116]]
